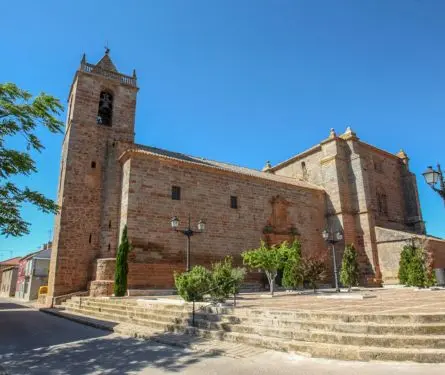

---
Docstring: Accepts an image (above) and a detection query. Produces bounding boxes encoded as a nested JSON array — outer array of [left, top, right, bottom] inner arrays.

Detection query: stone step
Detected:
[[218, 308, 445, 324], [68, 297, 445, 325], [192, 319, 445, 348], [190, 328, 445, 362], [64, 303, 445, 349], [64, 306, 178, 332], [61, 303, 445, 362], [235, 316, 445, 335], [62, 301, 229, 323]]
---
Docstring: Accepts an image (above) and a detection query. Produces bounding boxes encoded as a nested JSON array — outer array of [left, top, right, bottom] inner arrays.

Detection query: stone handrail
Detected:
[[80, 62, 137, 87]]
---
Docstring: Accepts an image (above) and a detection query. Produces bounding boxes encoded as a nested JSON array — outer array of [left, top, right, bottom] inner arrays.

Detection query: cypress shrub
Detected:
[[398, 245, 415, 285], [281, 240, 303, 289], [340, 244, 360, 291], [114, 225, 130, 297]]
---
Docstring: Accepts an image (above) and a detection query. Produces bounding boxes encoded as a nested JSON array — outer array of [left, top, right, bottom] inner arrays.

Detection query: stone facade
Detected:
[[46, 52, 442, 304], [375, 227, 445, 284], [271, 127, 425, 284]]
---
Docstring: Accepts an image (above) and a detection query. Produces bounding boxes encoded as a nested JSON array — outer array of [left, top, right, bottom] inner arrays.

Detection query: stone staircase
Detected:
[[60, 296, 445, 362]]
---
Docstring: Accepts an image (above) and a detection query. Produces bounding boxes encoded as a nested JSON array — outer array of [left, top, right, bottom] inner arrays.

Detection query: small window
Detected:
[[89, 234, 92, 244], [301, 161, 308, 180], [230, 196, 238, 209], [172, 186, 181, 200], [108, 244, 111, 251], [108, 220, 111, 229], [91, 161, 96, 168]]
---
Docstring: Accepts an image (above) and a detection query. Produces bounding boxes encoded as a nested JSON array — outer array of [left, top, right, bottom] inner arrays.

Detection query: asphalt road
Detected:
[[1, 297, 445, 375]]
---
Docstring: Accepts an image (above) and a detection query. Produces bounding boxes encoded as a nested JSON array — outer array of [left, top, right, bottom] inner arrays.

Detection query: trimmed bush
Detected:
[[114, 225, 130, 297], [398, 243, 436, 288], [340, 244, 359, 291], [398, 245, 415, 285], [301, 255, 327, 293], [174, 265, 211, 302], [281, 240, 303, 290], [209, 256, 246, 302]]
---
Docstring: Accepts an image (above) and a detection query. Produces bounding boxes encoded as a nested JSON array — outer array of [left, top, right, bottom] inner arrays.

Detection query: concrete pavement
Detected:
[[2, 297, 445, 374]]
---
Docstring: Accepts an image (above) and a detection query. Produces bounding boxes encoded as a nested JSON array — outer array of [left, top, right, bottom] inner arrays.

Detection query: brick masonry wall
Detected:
[[47, 65, 138, 303], [375, 226, 445, 284], [117, 152, 327, 288]]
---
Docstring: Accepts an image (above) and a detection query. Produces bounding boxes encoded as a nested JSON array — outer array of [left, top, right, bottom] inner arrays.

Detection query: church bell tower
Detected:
[[47, 50, 138, 303]]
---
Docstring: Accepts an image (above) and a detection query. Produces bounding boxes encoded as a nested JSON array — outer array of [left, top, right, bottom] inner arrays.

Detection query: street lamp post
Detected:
[[170, 214, 206, 272], [422, 164, 445, 204], [322, 228, 343, 293]]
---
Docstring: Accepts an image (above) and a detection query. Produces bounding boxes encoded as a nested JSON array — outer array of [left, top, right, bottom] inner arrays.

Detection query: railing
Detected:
[[80, 62, 137, 87]]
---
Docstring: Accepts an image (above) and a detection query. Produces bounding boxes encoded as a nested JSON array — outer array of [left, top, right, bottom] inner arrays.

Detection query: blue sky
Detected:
[[1, 0, 444, 260]]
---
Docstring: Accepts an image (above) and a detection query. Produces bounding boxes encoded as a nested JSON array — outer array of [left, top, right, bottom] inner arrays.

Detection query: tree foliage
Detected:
[[281, 240, 303, 289], [0, 82, 63, 236], [398, 242, 435, 288], [114, 225, 130, 297], [174, 265, 212, 302], [210, 256, 246, 302], [301, 255, 327, 292], [340, 244, 360, 291], [242, 240, 287, 295]]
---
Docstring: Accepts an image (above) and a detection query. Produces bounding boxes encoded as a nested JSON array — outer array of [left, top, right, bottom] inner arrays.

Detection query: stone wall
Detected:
[[271, 129, 425, 285], [118, 151, 327, 288], [47, 57, 138, 304], [375, 226, 445, 284]]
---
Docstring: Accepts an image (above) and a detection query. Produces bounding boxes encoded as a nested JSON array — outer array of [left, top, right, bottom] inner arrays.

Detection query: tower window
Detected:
[[301, 161, 308, 180], [89, 233, 92, 244], [172, 186, 181, 200], [108, 244, 111, 251], [91, 161, 96, 168], [97, 91, 113, 126], [230, 196, 238, 209]]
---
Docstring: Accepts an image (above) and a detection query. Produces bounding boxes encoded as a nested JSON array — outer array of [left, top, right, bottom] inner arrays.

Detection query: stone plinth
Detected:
[[91, 258, 116, 296], [95, 258, 116, 280], [90, 280, 114, 297]]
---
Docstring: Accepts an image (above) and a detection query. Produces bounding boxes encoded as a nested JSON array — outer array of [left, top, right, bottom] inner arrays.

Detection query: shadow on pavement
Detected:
[[0, 303, 29, 310], [2, 332, 222, 374], [0, 302, 223, 374]]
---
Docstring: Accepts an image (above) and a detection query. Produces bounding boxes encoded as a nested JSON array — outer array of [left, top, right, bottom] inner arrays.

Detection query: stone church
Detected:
[[47, 51, 445, 304]]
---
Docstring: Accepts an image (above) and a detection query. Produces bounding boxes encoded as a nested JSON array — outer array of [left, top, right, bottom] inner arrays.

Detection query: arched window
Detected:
[[97, 91, 113, 126]]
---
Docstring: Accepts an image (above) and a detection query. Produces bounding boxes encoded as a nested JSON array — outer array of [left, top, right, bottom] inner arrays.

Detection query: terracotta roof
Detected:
[[122, 144, 325, 191], [0, 256, 21, 266]]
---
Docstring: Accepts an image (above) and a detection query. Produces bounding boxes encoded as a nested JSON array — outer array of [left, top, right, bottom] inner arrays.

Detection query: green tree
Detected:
[[281, 240, 303, 289], [398, 244, 416, 285], [210, 256, 246, 302], [0, 83, 63, 237], [174, 265, 212, 302], [340, 244, 360, 291], [301, 255, 327, 293], [242, 240, 287, 296], [398, 242, 436, 288], [114, 225, 130, 297]]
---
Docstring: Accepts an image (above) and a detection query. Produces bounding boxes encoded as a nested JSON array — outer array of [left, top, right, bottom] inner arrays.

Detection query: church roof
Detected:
[[121, 145, 325, 191]]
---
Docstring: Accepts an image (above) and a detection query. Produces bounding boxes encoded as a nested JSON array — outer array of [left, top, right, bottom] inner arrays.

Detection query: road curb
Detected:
[[40, 308, 116, 332]]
